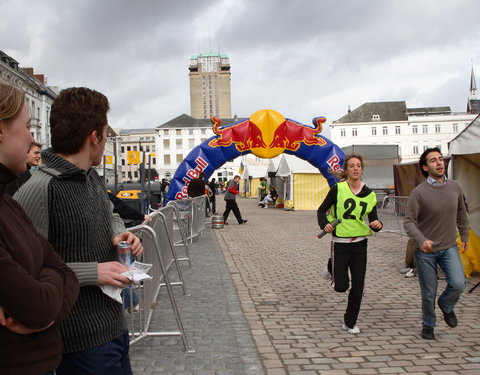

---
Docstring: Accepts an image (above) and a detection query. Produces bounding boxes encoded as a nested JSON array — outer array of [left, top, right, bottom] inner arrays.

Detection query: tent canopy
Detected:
[[449, 114, 480, 155], [243, 165, 268, 179], [276, 154, 320, 177]]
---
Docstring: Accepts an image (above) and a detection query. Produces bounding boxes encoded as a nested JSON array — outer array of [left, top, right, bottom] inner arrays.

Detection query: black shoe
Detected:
[[239, 219, 247, 224], [421, 327, 435, 340], [441, 310, 458, 328]]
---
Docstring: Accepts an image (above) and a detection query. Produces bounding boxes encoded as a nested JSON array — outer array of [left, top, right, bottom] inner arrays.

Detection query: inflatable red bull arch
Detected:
[[165, 109, 345, 202]]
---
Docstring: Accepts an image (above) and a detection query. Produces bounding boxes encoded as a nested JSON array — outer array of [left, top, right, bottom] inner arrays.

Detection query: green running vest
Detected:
[[331, 181, 377, 237]]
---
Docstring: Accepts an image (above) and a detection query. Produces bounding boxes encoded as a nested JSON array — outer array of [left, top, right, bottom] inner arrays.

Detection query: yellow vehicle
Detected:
[[116, 190, 141, 199]]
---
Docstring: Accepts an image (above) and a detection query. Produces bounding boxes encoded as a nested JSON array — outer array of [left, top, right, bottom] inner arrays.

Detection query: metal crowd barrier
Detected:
[[162, 202, 192, 267], [167, 196, 206, 243], [378, 195, 410, 236], [126, 211, 194, 353]]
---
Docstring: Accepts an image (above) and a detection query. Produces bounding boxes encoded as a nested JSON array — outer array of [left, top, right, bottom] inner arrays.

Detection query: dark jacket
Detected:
[[0, 163, 79, 375], [4, 165, 32, 196], [108, 192, 144, 221], [187, 178, 206, 198]]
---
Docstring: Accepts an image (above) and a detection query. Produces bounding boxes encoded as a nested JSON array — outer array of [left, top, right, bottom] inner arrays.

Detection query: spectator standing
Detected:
[[223, 175, 247, 225], [5, 140, 42, 196], [404, 147, 468, 340], [160, 178, 169, 203], [0, 83, 79, 375], [209, 177, 218, 215], [317, 153, 382, 334], [15, 87, 143, 375]]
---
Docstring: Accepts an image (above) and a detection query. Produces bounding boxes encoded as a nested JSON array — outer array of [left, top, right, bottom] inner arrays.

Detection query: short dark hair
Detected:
[[419, 147, 442, 178], [50, 87, 109, 154]]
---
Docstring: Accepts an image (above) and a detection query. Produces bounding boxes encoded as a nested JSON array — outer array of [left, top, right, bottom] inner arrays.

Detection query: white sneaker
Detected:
[[323, 265, 331, 280], [342, 323, 360, 334], [405, 269, 415, 277]]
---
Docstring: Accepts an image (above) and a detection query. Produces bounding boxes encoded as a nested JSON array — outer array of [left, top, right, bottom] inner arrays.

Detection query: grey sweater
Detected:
[[14, 149, 126, 353], [404, 180, 468, 251]]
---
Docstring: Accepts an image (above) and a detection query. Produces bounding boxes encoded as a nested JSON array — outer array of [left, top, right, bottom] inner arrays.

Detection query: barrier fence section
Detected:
[[126, 208, 194, 353], [167, 196, 206, 243], [378, 195, 410, 237]]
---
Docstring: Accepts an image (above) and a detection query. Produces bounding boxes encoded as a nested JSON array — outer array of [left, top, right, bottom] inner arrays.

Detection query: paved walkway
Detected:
[[131, 197, 480, 375]]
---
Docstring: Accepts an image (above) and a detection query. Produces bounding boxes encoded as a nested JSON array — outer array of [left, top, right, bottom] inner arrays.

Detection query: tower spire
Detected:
[[470, 65, 477, 97]]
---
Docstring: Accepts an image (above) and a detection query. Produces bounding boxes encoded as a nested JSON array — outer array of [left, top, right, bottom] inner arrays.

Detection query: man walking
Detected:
[[15, 87, 142, 374], [223, 175, 247, 225], [404, 147, 468, 340]]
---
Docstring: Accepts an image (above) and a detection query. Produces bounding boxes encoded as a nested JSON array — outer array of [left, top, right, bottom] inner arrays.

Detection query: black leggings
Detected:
[[330, 239, 367, 328]]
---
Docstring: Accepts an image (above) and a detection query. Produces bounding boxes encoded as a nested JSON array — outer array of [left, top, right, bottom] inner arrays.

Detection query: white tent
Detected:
[[242, 165, 268, 198], [449, 114, 480, 234], [449, 114, 480, 276]]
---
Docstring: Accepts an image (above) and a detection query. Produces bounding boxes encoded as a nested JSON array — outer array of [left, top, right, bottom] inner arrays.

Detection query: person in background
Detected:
[[0, 83, 79, 375], [259, 177, 267, 201], [5, 140, 42, 196], [404, 147, 468, 340], [108, 192, 153, 227], [209, 177, 218, 215], [317, 153, 382, 334], [160, 178, 169, 203], [15, 87, 143, 375], [223, 175, 247, 225]]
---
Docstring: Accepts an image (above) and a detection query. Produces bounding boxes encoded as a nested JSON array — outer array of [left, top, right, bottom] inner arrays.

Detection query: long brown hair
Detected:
[[329, 153, 364, 181]]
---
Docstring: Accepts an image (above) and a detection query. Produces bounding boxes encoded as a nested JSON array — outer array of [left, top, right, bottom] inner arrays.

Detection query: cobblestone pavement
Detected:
[[130, 197, 480, 375], [216, 198, 480, 375]]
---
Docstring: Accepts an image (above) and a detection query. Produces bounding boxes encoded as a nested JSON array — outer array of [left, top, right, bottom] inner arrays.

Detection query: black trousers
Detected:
[[223, 200, 243, 224], [330, 239, 367, 328]]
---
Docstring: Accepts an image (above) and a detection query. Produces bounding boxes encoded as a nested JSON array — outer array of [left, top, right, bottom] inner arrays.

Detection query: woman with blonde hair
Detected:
[[0, 83, 79, 375], [317, 153, 382, 334]]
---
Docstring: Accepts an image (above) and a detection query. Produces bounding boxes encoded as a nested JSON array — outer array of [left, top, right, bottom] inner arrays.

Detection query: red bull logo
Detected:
[[269, 117, 326, 151], [208, 117, 267, 152], [208, 110, 328, 158]]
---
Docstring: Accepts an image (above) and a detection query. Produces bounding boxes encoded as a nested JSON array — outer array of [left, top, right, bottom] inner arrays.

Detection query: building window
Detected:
[[413, 145, 419, 154], [176, 154, 183, 163], [189, 139, 195, 148], [422, 124, 428, 133], [340, 129, 346, 137], [371, 127, 377, 136], [188, 129, 194, 135], [152, 157, 156, 165], [134, 171, 138, 178], [412, 125, 418, 134], [423, 144, 429, 151], [382, 126, 388, 135], [163, 130, 169, 135], [435, 124, 440, 133], [395, 125, 401, 135], [127, 146, 131, 151], [453, 123, 458, 132], [176, 130, 181, 135], [176, 139, 182, 147], [164, 155, 171, 165], [133, 146, 137, 151], [152, 145, 156, 152], [352, 128, 358, 136], [121, 146, 125, 153], [146, 145, 150, 152], [372, 114, 380, 121], [201, 129, 206, 135], [121, 159, 125, 166], [163, 139, 170, 149]]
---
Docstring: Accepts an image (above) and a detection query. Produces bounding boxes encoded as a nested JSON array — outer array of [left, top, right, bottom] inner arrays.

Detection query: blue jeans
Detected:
[[123, 286, 139, 310], [415, 246, 466, 328]]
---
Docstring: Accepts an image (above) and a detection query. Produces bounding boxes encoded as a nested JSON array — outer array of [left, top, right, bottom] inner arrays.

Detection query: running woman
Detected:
[[317, 153, 383, 334]]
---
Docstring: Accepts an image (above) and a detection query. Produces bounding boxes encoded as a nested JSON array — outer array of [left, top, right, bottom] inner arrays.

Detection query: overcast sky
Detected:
[[1, 0, 479, 138]]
